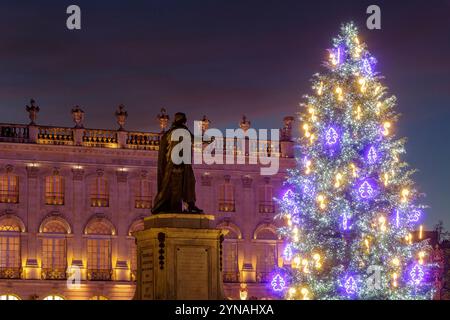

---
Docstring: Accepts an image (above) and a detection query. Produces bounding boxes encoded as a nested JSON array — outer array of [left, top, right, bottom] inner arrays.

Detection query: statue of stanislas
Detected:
[[152, 112, 204, 214]]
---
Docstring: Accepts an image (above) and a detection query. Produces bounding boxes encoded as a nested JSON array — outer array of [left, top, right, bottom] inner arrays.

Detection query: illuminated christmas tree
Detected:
[[275, 22, 435, 300]]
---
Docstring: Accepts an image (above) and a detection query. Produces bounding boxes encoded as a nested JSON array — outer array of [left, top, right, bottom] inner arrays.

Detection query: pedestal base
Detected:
[[134, 214, 226, 300]]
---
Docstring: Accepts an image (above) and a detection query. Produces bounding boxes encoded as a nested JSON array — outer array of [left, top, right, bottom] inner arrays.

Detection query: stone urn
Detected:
[[239, 115, 251, 132], [115, 104, 128, 131], [26, 99, 40, 125], [71, 106, 85, 128], [157, 108, 170, 132]]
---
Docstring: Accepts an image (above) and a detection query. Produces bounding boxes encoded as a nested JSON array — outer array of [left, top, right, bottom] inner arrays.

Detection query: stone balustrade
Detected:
[[0, 124, 30, 143], [0, 122, 294, 158]]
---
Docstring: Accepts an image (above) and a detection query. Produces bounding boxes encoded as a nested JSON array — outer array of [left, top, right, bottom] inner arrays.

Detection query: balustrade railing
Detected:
[[0, 267, 22, 279], [222, 271, 240, 283], [83, 130, 118, 148], [0, 190, 19, 204], [87, 269, 112, 281], [0, 123, 292, 157], [259, 201, 275, 214], [38, 127, 74, 145], [126, 132, 160, 150], [219, 200, 236, 212], [41, 268, 67, 280], [0, 124, 29, 143]]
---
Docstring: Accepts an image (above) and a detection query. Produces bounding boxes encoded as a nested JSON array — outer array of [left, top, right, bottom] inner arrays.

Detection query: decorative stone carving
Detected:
[[5, 164, 14, 173], [158, 232, 166, 270], [71, 106, 85, 128], [116, 169, 128, 183], [96, 168, 104, 177], [26, 99, 40, 125], [242, 175, 253, 188], [26, 165, 39, 178], [139, 170, 148, 179], [157, 108, 170, 132], [72, 167, 84, 181], [201, 115, 211, 133], [281, 116, 295, 141], [115, 104, 128, 131], [239, 115, 251, 132], [201, 173, 212, 187]]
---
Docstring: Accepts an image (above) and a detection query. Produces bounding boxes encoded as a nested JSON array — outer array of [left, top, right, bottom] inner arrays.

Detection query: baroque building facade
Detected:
[[0, 101, 296, 300]]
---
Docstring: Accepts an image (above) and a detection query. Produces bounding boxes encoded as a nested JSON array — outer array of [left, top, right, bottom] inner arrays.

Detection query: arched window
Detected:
[[0, 294, 21, 300], [0, 216, 23, 279], [135, 177, 152, 209], [218, 222, 241, 283], [128, 219, 144, 281], [90, 176, 109, 207], [254, 224, 279, 283], [43, 295, 65, 300], [85, 218, 114, 281], [89, 295, 108, 300], [218, 176, 235, 212], [258, 183, 274, 213], [40, 218, 70, 280], [0, 173, 19, 204], [45, 171, 65, 205]]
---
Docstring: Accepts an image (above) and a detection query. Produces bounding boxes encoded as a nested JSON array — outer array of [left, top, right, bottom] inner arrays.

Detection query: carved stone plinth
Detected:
[[134, 214, 226, 300]]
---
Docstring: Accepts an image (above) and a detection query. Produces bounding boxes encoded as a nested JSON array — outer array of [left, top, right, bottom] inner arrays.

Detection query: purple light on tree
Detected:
[[325, 127, 339, 145], [407, 210, 422, 223], [302, 179, 315, 198], [283, 189, 295, 206], [283, 245, 293, 261], [362, 58, 372, 75], [358, 180, 375, 199], [410, 264, 424, 285], [271, 274, 286, 292], [344, 276, 357, 295], [367, 146, 378, 164], [342, 212, 349, 231]]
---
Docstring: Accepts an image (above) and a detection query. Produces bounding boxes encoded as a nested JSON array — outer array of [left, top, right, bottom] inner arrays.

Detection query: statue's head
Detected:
[[173, 112, 187, 126]]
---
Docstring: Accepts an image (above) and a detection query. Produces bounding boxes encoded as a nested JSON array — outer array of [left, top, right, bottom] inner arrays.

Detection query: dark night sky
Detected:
[[0, 0, 449, 229]]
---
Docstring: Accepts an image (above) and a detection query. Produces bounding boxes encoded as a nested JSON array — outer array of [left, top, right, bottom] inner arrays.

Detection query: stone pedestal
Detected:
[[134, 214, 226, 300]]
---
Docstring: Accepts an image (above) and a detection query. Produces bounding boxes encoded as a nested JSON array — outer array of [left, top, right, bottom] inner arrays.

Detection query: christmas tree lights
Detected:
[[276, 22, 434, 300]]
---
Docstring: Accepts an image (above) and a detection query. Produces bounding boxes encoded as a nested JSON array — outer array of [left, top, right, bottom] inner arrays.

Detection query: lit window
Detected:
[[41, 220, 68, 280], [0, 294, 20, 300], [258, 184, 274, 213], [86, 220, 114, 281], [255, 227, 278, 283], [0, 217, 22, 279], [90, 295, 108, 300], [219, 180, 235, 212], [222, 241, 239, 283], [90, 177, 109, 207], [255, 244, 277, 283], [43, 295, 65, 300], [45, 174, 65, 205], [0, 174, 19, 204], [135, 179, 152, 209]]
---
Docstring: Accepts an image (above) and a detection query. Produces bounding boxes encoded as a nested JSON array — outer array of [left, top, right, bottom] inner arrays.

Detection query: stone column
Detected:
[[115, 169, 130, 281], [25, 165, 39, 279], [71, 167, 85, 279]]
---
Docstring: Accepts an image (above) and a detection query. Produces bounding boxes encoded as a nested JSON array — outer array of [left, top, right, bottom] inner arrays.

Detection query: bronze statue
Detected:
[[152, 112, 203, 214]]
